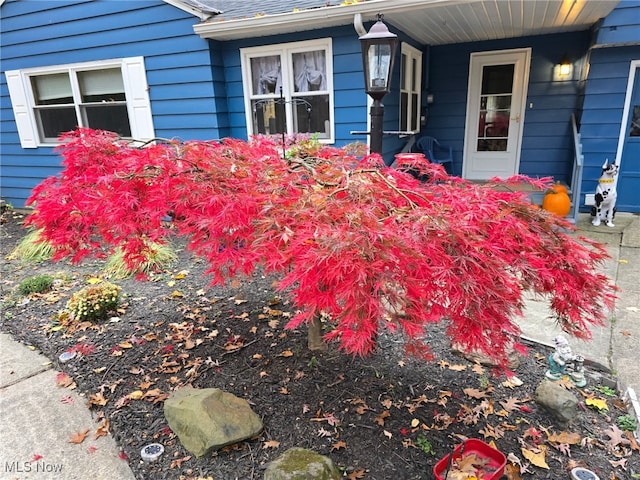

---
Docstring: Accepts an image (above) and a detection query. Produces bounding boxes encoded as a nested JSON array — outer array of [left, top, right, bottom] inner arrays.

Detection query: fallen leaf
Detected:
[[94, 419, 110, 439], [279, 349, 294, 357], [69, 429, 90, 444], [410, 418, 420, 428], [32, 454, 43, 461], [383, 430, 392, 439], [118, 341, 133, 349], [128, 390, 144, 400], [88, 392, 108, 407], [263, 440, 280, 449], [521, 446, 549, 469], [55, 372, 74, 388], [585, 397, 609, 411], [464, 388, 488, 399], [448, 364, 467, 371], [609, 458, 628, 469], [170, 455, 191, 469], [331, 440, 347, 451], [547, 431, 581, 445], [347, 469, 366, 479], [87, 445, 98, 454], [375, 410, 390, 426]]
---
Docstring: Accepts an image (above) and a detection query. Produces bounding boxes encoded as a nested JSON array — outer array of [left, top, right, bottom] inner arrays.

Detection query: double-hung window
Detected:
[[399, 43, 422, 134], [6, 57, 154, 148], [241, 39, 334, 142]]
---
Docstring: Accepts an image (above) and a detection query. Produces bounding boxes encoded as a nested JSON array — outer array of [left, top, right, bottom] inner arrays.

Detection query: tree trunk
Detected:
[[307, 313, 328, 351]]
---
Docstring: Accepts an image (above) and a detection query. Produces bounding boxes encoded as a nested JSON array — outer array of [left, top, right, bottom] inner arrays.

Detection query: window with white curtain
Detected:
[[241, 39, 334, 141], [6, 57, 154, 147], [399, 43, 422, 134]]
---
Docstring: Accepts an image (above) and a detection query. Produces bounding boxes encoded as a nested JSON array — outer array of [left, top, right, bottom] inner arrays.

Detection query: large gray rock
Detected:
[[534, 380, 579, 425], [264, 448, 341, 480], [163, 387, 263, 457]]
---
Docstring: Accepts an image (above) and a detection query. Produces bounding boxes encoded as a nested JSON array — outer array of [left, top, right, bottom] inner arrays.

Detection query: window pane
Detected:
[[293, 95, 329, 138], [36, 107, 77, 139], [31, 74, 73, 105], [252, 99, 286, 135], [82, 104, 131, 137], [400, 53, 407, 90], [78, 68, 125, 102], [292, 51, 326, 92], [411, 93, 419, 131], [251, 56, 281, 95], [481, 64, 514, 94], [400, 92, 408, 131]]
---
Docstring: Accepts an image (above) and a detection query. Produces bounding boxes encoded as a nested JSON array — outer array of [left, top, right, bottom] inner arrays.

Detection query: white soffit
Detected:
[[193, 0, 619, 45]]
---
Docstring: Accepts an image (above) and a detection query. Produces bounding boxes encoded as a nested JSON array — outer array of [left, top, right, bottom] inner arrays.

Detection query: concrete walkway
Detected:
[[518, 212, 640, 432], [0, 213, 638, 479], [0, 333, 136, 480]]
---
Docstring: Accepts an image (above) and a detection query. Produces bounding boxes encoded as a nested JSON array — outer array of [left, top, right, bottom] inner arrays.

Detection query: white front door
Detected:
[[463, 49, 531, 180]]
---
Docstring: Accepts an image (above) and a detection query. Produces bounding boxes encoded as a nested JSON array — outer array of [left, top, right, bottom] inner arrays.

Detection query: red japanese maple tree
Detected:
[[26, 129, 616, 366]]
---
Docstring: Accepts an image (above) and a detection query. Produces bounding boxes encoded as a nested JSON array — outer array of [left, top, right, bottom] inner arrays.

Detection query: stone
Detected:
[[163, 387, 263, 457], [534, 380, 579, 425], [451, 342, 521, 369], [263, 448, 341, 480]]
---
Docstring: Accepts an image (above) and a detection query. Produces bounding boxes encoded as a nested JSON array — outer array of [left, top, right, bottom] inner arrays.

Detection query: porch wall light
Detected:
[[553, 54, 573, 81]]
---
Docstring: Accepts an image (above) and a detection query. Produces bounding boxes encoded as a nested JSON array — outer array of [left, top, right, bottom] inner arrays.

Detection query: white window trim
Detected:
[[400, 43, 422, 135], [6, 57, 155, 148], [240, 38, 335, 143]]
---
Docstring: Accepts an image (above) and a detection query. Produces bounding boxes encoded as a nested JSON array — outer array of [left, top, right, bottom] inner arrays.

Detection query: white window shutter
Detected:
[[121, 57, 155, 141], [5, 69, 38, 148]]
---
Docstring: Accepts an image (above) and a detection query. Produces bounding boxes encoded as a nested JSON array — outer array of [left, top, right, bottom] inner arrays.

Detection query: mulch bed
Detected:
[[1, 210, 639, 480]]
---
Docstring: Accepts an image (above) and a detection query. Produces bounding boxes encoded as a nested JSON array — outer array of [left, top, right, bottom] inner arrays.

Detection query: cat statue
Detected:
[[591, 159, 619, 227]]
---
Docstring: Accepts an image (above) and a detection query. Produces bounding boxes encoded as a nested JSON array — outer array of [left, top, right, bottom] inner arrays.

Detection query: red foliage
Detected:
[[26, 129, 616, 366]]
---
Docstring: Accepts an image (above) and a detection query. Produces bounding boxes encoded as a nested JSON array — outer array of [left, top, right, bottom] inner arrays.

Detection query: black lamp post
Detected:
[[359, 13, 398, 155]]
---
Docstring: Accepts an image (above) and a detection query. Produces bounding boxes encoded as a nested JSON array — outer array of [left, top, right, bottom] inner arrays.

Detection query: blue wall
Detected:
[[425, 31, 590, 181], [0, 0, 221, 207]]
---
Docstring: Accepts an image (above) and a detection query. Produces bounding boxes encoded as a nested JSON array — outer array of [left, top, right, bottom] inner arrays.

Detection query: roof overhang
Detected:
[[193, 0, 619, 45]]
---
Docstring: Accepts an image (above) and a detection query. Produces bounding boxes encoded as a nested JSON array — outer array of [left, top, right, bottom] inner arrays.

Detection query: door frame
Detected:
[[462, 48, 531, 179], [614, 59, 640, 191]]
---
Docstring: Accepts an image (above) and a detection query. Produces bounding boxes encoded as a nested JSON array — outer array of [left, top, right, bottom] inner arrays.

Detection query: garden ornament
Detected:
[[591, 159, 619, 227], [545, 335, 586, 387]]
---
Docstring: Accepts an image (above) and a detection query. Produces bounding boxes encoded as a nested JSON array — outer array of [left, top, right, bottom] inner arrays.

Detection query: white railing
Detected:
[[569, 113, 584, 224]]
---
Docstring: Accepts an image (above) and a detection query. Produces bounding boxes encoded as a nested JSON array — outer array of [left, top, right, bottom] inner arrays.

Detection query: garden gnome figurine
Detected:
[[569, 355, 587, 388], [545, 335, 574, 380]]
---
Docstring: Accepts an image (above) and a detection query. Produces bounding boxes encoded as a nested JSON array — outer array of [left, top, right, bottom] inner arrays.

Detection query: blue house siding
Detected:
[[580, 46, 640, 210], [0, 0, 222, 207], [425, 31, 590, 180], [596, 0, 640, 46]]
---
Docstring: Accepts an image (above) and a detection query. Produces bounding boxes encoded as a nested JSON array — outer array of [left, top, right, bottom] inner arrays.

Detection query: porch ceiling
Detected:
[[192, 0, 619, 45]]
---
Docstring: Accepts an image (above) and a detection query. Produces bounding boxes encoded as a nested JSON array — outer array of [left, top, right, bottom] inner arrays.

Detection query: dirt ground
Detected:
[[1, 210, 639, 480]]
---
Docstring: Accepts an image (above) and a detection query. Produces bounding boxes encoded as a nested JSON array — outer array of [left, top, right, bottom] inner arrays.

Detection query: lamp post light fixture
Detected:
[[359, 13, 398, 155]]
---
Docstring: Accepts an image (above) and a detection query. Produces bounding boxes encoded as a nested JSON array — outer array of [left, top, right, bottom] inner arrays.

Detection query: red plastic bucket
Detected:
[[433, 439, 506, 480]]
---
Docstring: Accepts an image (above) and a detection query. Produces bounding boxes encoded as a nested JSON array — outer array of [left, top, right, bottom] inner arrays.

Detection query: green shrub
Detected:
[[18, 275, 54, 295], [10, 229, 54, 262], [617, 414, 637, 432], [103, 242, 177, 279], [65, 281, 121, 321]]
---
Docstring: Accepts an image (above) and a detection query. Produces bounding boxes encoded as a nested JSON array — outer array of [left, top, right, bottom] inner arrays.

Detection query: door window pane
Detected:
[[630, 105, 640, 137], [477, 64, 514, 152]]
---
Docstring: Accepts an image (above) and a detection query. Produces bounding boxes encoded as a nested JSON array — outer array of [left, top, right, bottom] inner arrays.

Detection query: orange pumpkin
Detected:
[[542, 188, 571, 217], [552, 183, 569, 195]]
